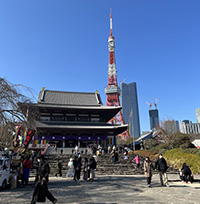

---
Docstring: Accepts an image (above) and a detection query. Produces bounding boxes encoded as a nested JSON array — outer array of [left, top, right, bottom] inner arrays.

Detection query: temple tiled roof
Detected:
[[37, 90, 103, 107], [35, 121, 128, 135]]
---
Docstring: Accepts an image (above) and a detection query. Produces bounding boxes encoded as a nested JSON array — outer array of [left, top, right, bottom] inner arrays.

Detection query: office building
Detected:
[[180, 120, 200, 134], [120, 82, 140, 138], [149, 109, 159, 130]]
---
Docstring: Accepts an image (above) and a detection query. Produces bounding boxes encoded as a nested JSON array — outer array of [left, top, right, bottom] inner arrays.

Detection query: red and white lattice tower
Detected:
[[105, 11, 128, 140]]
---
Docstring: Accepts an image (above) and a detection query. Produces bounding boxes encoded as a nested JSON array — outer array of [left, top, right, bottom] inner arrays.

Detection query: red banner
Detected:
[[24, 129, 35, 150]]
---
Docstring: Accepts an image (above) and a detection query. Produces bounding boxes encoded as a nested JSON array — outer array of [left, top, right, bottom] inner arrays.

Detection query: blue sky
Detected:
[[1, 0, 200, 132]]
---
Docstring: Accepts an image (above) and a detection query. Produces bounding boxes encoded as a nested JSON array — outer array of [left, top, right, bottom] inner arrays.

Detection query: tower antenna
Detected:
[[105, 10, 128, 140], [110, 8, 113, 36]]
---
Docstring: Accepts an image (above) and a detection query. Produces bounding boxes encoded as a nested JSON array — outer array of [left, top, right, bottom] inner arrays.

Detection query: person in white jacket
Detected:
[[67, 158, 74, 177]]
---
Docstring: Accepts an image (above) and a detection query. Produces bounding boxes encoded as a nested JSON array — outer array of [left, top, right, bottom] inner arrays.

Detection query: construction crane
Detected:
[[145, 101, 152, 109], [154, 98, 159, 108]]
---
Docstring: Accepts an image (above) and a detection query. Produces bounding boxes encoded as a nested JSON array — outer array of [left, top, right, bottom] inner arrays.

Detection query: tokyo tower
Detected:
[[104, 11, 128, 139]]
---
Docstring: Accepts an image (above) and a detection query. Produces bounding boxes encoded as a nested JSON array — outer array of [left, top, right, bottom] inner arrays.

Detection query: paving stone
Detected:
[[1, 174, 200, 204]]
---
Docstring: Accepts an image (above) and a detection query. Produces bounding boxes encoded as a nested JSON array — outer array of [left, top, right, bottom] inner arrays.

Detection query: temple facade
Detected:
[[26, 89, 127, 149]]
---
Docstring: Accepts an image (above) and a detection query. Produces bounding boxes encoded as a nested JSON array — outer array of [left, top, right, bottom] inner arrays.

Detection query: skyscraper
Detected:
[[149, 109, 159, 130], [120, 82, 140, 138]]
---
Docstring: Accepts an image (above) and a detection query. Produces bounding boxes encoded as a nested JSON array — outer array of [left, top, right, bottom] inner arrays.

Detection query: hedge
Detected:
[[164, 148, 200, 174]]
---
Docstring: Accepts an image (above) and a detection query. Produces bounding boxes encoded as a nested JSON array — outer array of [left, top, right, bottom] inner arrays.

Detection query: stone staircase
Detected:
[[30, 153, 178, 178], [30, 153, 143, 177]]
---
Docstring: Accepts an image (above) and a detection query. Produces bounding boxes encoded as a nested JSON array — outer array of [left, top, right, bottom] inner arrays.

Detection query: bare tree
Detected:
[[0, 78, 35, 147]]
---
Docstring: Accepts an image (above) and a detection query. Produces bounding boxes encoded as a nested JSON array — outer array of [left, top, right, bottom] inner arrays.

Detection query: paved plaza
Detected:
[[1, 173, 200, 204]]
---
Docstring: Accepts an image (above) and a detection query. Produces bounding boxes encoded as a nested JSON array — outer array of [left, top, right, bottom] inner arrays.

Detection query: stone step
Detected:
[[31, 154, 178, 178]]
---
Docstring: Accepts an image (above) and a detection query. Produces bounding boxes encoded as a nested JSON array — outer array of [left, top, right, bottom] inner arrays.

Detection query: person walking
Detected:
[[31, 174, 57, 204], [32, 155, 57, 204], [83, 158, 89, 181], [31, 151, 35, 168], [89, 156, 97, 181], [111, 150, 116, 163], [55, 160, 62, 177], [22, 156, 32, 186], [132, 154, 140, 168], [35, 155, 50, 183], [60, 149, 63, 155], [108, 146, 111, 154], [124, 148, 128, 160], [73, 155, 82, 181], [75, 145, 78, 154], [144, 157, 153, 187], [155, 154, 169, 187], [67, 158, 74, 177]]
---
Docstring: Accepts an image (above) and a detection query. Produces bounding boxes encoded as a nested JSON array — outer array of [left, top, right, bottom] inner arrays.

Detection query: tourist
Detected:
[[92, 145, 97, 154], [93, 154, 98, 163], [31, 151, 35, 167], [67, 158, 74, 177], [22, 156, 32, 186], [83, 158, 89, 181], [155, 154, 169, 187], [114, 151, 119, 162], [89, 156, 97, 181], [111, 150, 116, 163], [73, 155, 82, 181], [101, 148, 105, 155], [60, 149, 63, 155], [75, 145, 79, 154], [55, 160, 62, 177], [108, 146, 111, 154], [35, 155, 50, 183], [132, 154, 140, 168], [181, 163, 193, 183], [179, 169, 185, 182], [124, 148, 128, 160], [84, 149, 87, 154], [31, 174, 57, 204], [87, 160, 90, 180], [144, 157, 153, 187]]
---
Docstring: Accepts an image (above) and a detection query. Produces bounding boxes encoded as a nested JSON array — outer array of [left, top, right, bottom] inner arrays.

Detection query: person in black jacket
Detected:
[[32, 155, 57, 204], [89, 156, 97, 181], [35, 155, 50, 183], [73, 155, 82, 181], [181, 163, 193, 183], [155, 154, 169, 187]]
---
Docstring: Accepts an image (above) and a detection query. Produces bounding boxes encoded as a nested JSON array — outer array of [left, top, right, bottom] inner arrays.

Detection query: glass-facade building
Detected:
[[149, 109, 159, 130], [120, 82, 141, 138]]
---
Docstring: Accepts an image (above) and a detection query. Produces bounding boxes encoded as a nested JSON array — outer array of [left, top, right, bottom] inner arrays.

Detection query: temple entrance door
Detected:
[[65, 139, 78, 148]]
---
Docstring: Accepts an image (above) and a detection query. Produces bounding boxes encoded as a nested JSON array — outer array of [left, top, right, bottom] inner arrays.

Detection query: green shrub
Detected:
[[164, 148, 200, 174]]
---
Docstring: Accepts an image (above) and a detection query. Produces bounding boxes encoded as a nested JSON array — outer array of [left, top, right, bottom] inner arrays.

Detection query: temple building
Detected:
[[25, 89, 127, 149]]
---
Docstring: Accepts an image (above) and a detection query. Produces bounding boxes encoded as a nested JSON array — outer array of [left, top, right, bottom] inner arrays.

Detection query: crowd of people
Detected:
[[13, 145, 195, 203], [66, 146, 97, 182], [142, 153, 194, 188]]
